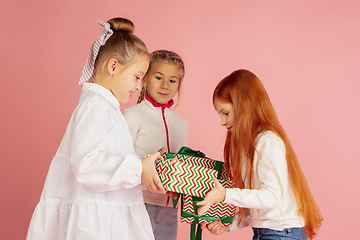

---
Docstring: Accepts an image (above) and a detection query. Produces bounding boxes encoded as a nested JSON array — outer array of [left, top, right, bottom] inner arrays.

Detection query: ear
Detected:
[[107, 58, 119, 76]]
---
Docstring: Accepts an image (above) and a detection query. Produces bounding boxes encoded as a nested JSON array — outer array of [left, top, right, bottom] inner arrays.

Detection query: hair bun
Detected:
[[107, 17, 135, 34]]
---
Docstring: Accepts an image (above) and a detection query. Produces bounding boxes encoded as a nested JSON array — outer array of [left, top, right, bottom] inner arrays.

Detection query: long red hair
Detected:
[[213, 69, 322, 239]]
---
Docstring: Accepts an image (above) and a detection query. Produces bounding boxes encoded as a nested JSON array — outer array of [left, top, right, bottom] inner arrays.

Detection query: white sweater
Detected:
[[226, 131, 305, 231], [123, 96, 187, 206]]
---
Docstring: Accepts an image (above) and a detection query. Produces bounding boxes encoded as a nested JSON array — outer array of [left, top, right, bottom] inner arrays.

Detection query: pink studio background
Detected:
[[1, 0, 359, 239]]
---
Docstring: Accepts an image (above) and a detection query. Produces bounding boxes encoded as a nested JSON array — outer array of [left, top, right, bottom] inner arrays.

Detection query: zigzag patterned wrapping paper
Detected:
[[157, 151, 237, 227], [181, 180, 237, 227], [165, 153, 228, 181], [156, 155, 217, 198]]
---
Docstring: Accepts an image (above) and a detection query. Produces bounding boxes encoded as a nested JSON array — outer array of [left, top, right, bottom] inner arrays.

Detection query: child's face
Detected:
[[144, 62, 180, 104], [110, 55, 149, 103], [214, 99, 235, 132]]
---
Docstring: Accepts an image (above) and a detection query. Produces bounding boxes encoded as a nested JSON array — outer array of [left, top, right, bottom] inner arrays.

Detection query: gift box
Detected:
[[157, 147, 237, 240], [156, 155, 218, 198]]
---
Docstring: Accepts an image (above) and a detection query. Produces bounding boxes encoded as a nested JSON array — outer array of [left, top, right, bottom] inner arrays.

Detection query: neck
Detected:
[[94, 74, 110, 91], [145, 94, 174, 108]]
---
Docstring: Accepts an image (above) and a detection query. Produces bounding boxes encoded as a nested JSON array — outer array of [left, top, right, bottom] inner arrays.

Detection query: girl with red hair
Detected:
[[197, 69, 322, 239]]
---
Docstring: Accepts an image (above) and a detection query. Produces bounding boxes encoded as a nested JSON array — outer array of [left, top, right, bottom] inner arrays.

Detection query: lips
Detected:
[[158, 92, 169, 96]]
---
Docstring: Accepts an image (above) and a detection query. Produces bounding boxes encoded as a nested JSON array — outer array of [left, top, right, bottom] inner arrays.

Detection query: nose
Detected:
[[161, 80, 169, 90], [220, 117, 226, 126]]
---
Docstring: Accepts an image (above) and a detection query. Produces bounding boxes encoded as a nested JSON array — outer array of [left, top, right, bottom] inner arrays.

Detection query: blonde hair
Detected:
[[213, 69, 323, 239], [95, 17, 149, 74], [137, 50, 185, 103]]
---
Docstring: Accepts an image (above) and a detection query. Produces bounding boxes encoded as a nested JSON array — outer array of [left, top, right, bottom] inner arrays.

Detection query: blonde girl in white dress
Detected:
[[26, 17, 165, 240]]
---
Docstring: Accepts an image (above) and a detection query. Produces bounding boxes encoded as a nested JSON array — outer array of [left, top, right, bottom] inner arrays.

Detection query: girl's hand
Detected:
[[201, 220, 230, 235], [141, 152, 166, 194], [157, 147, 165, 155], [196, 178, 226, 216]]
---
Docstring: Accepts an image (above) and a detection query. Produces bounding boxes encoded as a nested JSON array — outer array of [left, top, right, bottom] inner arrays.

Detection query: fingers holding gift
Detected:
[[207, 220, 230, 235], [152, 173, 166, 193], [141, 152, 166, 194], [196, 177, 226, 216], [157, 147, 165, 155]]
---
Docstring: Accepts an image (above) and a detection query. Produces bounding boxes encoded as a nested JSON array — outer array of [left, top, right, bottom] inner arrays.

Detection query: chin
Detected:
[[119, 97, 129, 104]]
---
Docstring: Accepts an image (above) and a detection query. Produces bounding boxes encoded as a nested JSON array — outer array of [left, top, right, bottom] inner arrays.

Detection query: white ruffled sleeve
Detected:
[[68, 99, 142, 192]]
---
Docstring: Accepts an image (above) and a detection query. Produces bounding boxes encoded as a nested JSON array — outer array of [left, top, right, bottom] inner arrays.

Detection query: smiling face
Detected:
[[214, 99, 235, 132], [109, 55, 149, 103], [144, 62, 180, 104]]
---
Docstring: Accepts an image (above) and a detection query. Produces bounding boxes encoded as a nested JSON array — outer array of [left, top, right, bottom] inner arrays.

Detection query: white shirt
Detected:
[[226, 131, 304, 231], [123, 97, 187, 206], [26, 83, 154, 240]]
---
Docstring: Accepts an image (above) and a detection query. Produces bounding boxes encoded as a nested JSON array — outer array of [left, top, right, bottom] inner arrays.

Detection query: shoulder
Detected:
[[256, 131, 283, 144], [70, 92, 112, 125], [172, 111, 187, 123], [80, 84, 117, 108], [77, 90, 109, 112], [255, 131, 285, 152], [169, 110, 188, 127], [123, 102, 145, 117]]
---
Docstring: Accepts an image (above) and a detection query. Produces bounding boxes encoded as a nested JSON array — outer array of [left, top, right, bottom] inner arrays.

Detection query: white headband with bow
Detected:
[[79, 20, 114, 85]]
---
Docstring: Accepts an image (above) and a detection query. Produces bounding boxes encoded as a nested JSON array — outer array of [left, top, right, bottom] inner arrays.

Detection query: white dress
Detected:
[[26, 83, 154, 240]]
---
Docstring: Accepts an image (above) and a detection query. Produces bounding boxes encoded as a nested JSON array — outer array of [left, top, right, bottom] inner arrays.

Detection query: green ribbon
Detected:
[[178, 146, 206, 158]]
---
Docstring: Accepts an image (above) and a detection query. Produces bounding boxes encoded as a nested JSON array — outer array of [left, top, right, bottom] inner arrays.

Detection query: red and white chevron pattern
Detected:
[[171, 153, 230, 181], [156, 155, 217, 197]]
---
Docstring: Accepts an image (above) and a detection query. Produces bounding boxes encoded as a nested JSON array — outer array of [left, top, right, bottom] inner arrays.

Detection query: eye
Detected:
[[155, 76, 162, 80], [170, 79, 177, 84], [223, 112, 229, 116]]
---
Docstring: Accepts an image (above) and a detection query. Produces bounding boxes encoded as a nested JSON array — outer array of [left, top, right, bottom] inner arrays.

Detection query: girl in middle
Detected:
[[123, 50, 187, 240]]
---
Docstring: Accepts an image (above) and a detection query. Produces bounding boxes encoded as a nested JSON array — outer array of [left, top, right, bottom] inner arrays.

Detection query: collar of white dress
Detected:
[[82, 83, 120, 110]]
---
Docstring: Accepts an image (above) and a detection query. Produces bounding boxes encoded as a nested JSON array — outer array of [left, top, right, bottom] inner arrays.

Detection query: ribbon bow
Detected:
[[79, 20, 114, 85]]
